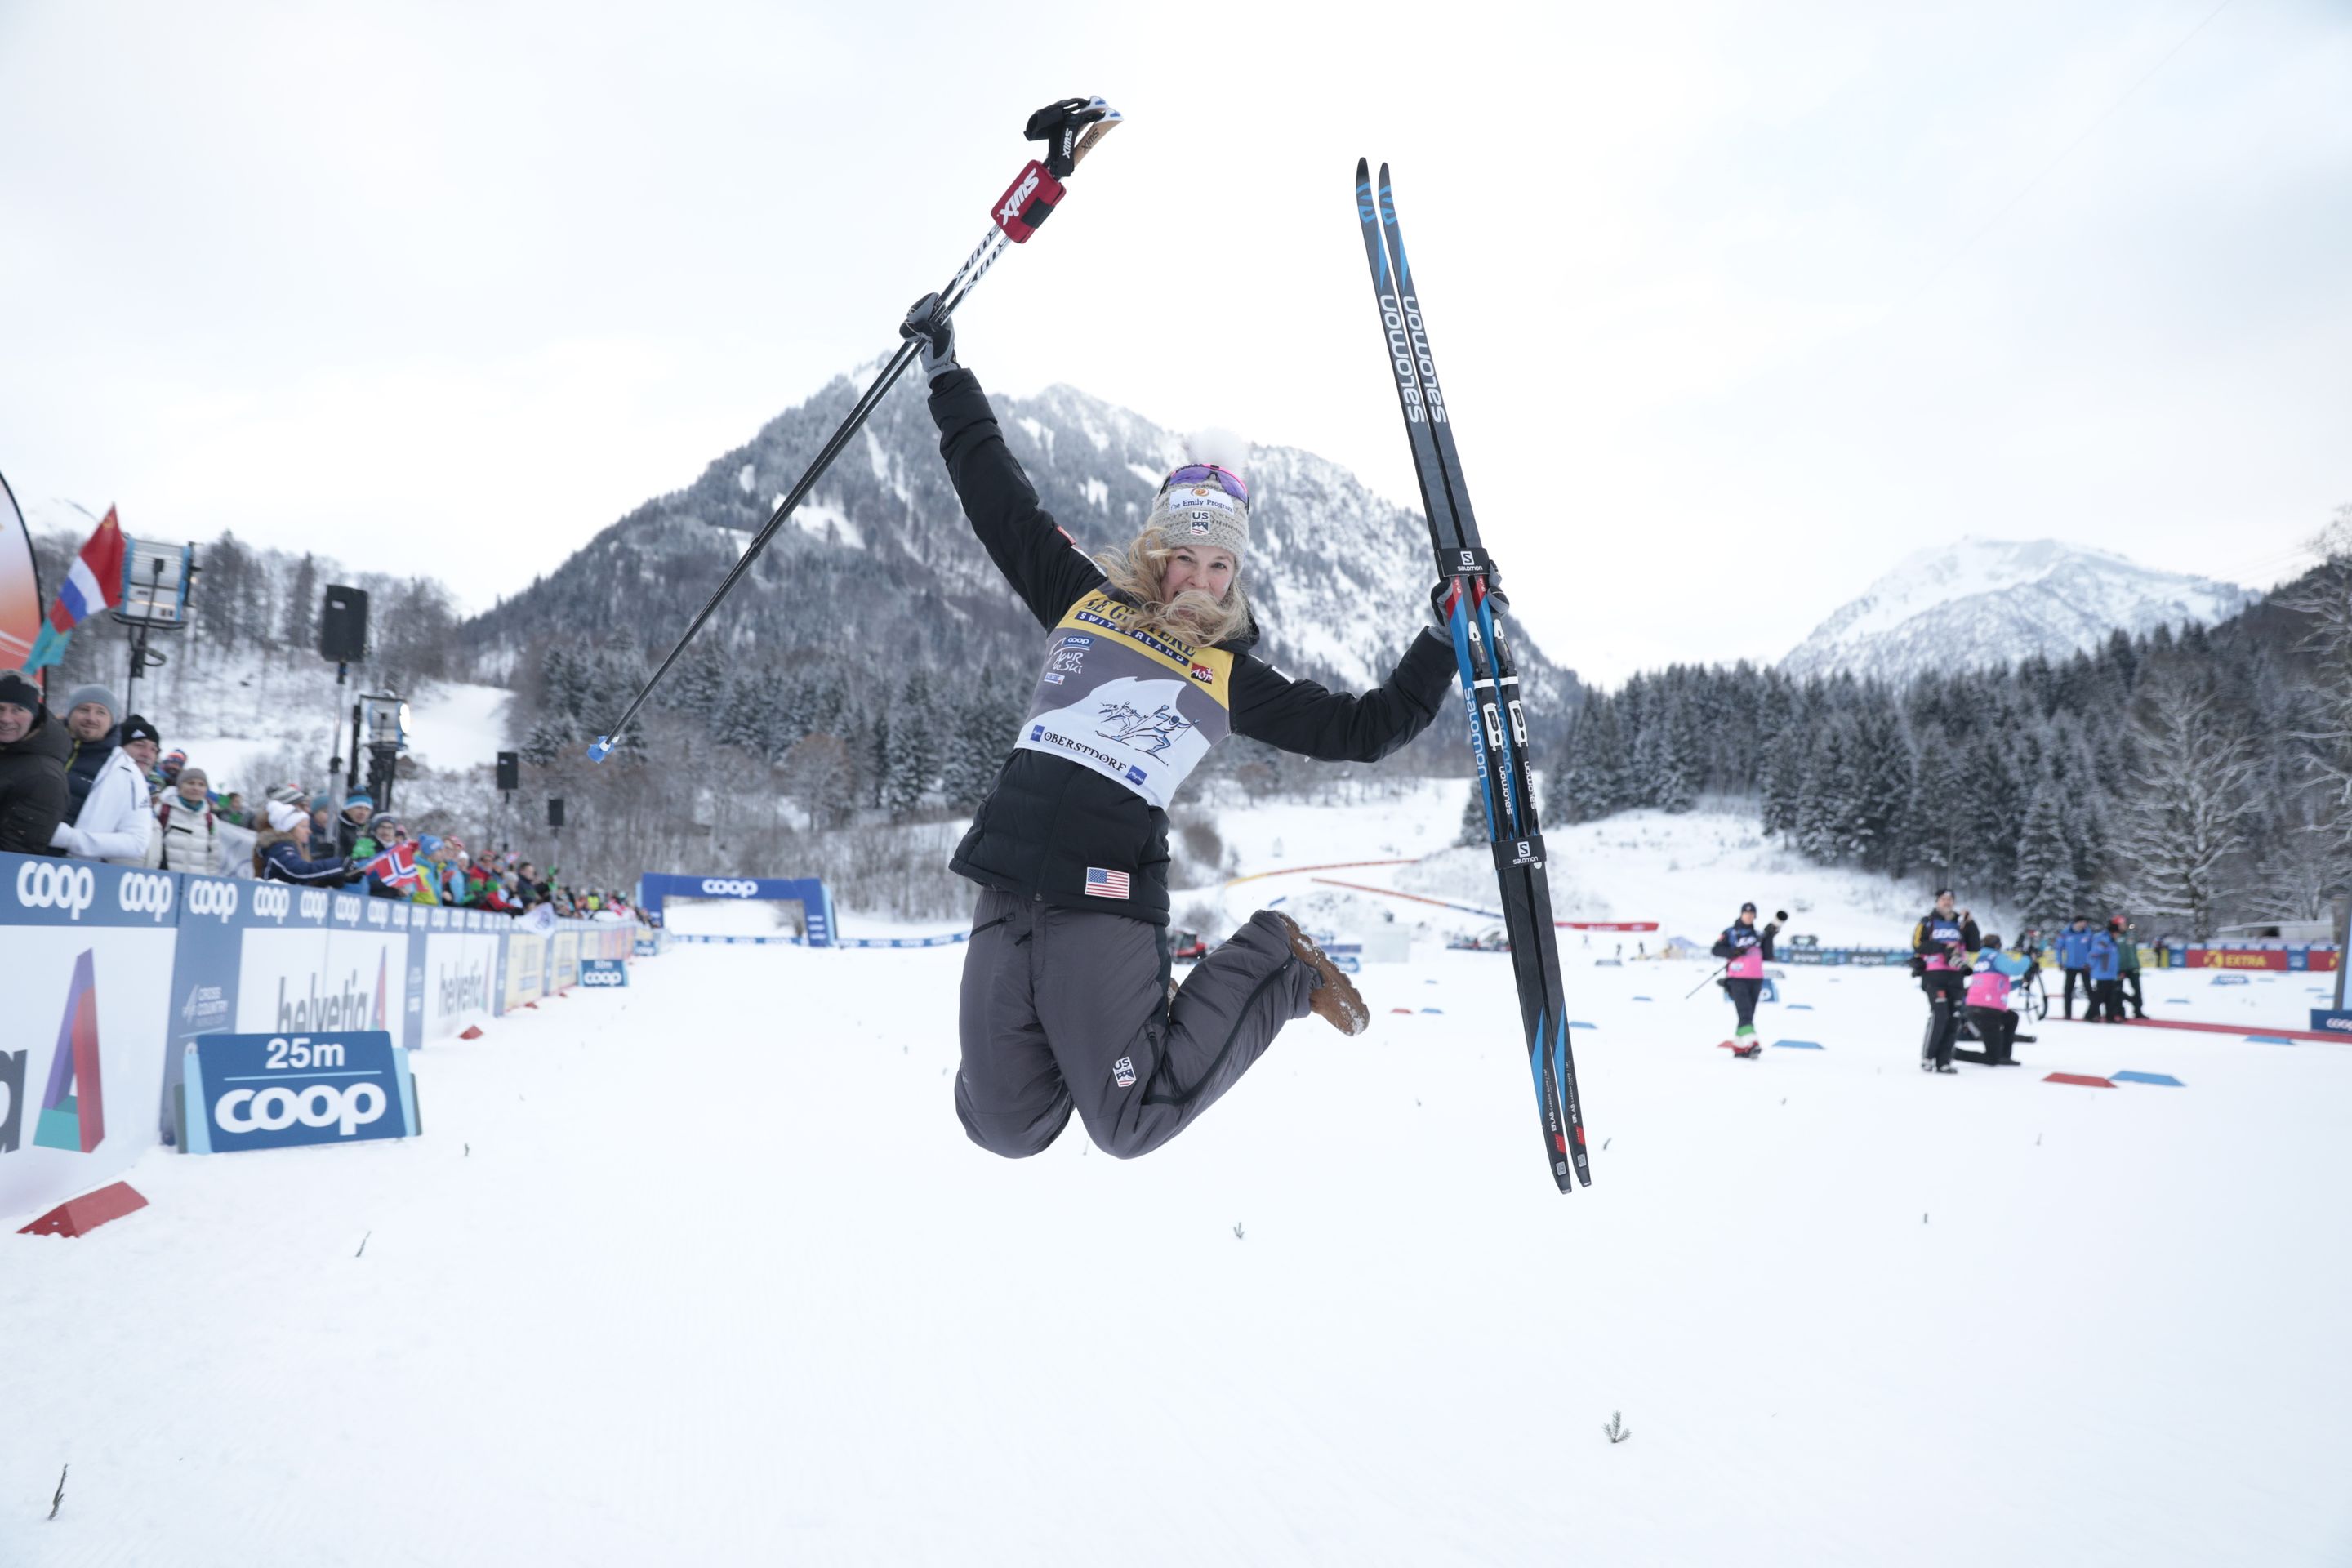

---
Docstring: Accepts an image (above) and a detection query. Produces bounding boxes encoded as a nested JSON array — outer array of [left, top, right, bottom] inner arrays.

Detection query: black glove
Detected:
[[899, 292, 956, 382], [1428, 573, 1509, 626]]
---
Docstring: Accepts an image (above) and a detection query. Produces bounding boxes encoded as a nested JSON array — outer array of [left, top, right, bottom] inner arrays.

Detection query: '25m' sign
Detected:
[[179, 1031, 420, 1155]]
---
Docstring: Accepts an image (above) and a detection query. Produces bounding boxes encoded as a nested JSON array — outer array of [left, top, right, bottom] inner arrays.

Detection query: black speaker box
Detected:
[[319, 586, 370, 662]]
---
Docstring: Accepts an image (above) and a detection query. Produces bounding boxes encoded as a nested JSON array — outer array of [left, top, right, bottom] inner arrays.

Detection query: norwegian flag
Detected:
[[1084, 866, 1129, 899], [360, 840, 423, 893], [24, 508, 126, 671]]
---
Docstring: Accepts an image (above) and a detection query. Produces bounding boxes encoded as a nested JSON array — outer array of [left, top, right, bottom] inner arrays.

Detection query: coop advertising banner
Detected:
[[0, 849, 651, 1224], [180, 1031, 418, 1154]]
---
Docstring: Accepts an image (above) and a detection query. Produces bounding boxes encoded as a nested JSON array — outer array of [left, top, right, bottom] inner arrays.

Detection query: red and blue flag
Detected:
[[361, 840, 422, 893], [24, 508, 124, 671]]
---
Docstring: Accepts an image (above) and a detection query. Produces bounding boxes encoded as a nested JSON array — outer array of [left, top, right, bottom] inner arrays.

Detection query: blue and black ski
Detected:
[[1354, 158, 1589, 1192]]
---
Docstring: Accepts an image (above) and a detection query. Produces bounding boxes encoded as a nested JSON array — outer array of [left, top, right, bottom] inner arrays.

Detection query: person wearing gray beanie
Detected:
[[58, 683, 122, 817], [904, 314, 1465, 1169]]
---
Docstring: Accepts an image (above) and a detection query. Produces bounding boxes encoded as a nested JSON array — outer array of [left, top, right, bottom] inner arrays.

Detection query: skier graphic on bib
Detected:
[[1096, 699, 1194, 758], [900, 292, 1462, 1162]]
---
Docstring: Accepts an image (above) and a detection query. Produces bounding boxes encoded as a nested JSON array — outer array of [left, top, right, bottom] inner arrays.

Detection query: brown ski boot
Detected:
[[1267, 912, 1370, 1036]]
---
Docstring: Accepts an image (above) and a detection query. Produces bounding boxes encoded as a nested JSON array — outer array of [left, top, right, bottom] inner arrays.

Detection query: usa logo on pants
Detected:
[[1113, 1055, 1136, 1089]]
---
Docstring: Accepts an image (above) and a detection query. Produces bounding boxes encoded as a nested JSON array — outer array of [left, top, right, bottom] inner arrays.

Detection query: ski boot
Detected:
[[1267, 912, 1370, 1036], [1731, 1027, 1762, 1059]]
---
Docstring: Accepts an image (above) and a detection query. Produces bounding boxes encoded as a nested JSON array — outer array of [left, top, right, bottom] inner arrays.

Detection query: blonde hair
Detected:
[[1094, 532, 1254, 648]]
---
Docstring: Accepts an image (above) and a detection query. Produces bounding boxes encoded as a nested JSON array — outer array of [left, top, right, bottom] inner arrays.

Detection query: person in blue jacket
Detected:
[[2086, 916, 2124, 1022], [2056, 916, 2095, 1020], [255, 813, 359, 885]]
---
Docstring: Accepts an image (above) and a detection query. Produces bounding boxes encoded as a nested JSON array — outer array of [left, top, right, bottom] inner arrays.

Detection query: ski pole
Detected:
[[586, 96, 1123, 764]]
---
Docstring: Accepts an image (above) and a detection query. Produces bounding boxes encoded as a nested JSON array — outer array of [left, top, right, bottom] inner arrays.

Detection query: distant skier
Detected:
[[902, 297, 1459, 1160], [1953, 934, 2031, 1066], [2087, 917, 2125, 1022], [2056, 915, 2094, 1020], [2114, 916, 2147, 1019], [1911, 890, 1980, 1074], [1711, 902, 1782, 1058]]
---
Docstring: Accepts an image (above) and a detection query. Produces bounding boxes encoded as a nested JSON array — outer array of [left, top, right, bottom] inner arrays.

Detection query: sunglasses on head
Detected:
[[1162, 464, 1248, 503]]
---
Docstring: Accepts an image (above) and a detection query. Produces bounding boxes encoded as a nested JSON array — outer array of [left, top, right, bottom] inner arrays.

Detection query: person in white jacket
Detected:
[[51, 712, 158, 865], [154, 764, 220, 873]]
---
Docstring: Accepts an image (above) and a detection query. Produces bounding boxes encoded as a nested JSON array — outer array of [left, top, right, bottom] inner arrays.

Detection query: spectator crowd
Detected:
[[0, 675, 644, 922]]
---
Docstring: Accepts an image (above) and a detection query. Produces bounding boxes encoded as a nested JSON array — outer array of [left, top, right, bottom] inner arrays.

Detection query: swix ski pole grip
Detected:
[[991, 160, 1066, 242]]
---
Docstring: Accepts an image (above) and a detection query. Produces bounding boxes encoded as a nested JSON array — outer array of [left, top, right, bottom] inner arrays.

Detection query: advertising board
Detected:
[[2, 861, 182, 1214], [179, 1031, 419, 1154]]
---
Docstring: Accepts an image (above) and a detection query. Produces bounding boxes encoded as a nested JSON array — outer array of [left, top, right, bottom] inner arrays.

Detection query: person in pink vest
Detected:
[[1956, 934, 2032, 1066], [1710, 902, 1783, 1058]]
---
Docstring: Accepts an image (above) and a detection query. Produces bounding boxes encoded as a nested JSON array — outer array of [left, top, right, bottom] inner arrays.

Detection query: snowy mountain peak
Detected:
[[1780, 539, 2254, 684]]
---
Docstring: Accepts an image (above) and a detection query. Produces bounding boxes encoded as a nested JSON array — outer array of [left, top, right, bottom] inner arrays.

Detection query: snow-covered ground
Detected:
[[7, 800, 2347, 1565]]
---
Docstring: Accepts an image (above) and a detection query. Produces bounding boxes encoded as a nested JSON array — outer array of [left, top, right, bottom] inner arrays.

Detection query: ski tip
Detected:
[[586, 736, 615, 764]]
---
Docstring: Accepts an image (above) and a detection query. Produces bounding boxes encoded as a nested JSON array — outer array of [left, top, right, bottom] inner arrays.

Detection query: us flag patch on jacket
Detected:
[[1085, 866, 1130, 898]]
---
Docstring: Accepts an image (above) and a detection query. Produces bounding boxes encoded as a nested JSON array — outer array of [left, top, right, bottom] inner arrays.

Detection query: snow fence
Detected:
[[1, 849, 643, 1227]]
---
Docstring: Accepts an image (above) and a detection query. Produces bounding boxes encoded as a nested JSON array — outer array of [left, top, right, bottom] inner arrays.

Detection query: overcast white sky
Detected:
[[3, 0, 2345, 686]]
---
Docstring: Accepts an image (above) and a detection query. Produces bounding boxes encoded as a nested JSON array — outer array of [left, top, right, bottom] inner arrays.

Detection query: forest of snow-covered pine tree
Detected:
[[1543, 509, 2352, 938], [27, 492, 2345, 935]]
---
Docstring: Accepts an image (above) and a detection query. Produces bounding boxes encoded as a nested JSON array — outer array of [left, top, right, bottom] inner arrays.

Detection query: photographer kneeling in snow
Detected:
[[906, 294, 1459, 1160], [1953, 934, 2031, 1066]]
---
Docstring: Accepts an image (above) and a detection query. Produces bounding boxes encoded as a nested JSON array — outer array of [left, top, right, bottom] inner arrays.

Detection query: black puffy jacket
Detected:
[[929, 368, 1456, 925], [0, 706, 71, 855]]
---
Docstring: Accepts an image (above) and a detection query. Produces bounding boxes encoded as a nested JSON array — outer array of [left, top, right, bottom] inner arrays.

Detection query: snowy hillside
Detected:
[[1781, 539, 2253, 684], [8, 790, 2345, 1565], [464, 366, 1577, 711]]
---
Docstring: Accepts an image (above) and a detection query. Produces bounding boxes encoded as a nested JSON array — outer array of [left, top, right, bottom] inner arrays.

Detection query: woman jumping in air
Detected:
[[902, 296, 1459, 1160]]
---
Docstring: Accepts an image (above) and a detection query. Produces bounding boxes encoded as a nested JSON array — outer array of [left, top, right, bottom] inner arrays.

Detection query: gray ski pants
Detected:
[[955, 890, 1316, 1160]]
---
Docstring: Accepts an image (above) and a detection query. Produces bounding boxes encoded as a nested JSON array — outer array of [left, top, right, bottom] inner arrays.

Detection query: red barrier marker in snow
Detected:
[[2044, 1072, 2116, 1089], [459, 1025, 484, 1040], [18, 1181, 148, 1237], [2124, 1018, 2339, 1044]]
